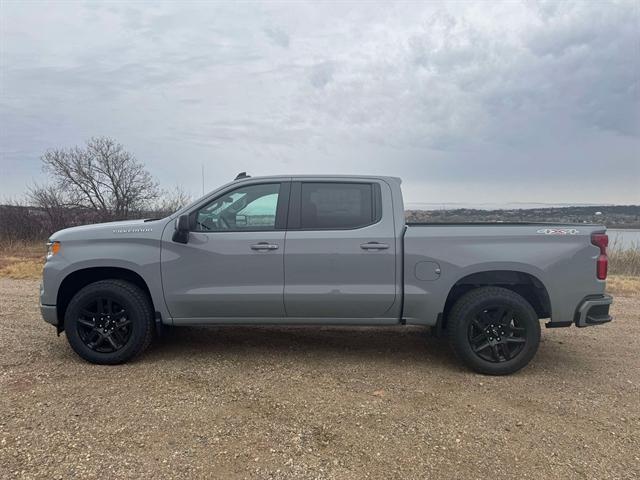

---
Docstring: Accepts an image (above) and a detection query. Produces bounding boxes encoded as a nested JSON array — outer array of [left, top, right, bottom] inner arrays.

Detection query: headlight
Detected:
[[46, 241, 61, 259]]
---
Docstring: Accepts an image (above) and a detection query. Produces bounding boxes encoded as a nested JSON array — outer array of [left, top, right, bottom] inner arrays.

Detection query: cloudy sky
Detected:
[[1, 0, 639, 207]]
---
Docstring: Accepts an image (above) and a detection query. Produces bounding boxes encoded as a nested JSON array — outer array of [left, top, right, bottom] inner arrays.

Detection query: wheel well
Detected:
[[56, 267, 154, 329], [441, 270, 551, 328]]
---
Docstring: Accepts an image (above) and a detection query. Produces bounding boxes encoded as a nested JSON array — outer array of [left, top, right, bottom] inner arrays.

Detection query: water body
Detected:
[[608, 229, 640, 250], [404, 202, 620, 210]]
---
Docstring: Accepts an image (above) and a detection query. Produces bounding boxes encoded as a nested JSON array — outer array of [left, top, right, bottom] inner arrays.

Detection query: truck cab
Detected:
[[163, 176, 402, 324]]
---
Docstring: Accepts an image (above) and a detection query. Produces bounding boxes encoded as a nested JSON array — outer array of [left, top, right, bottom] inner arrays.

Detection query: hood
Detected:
[[50, 218, 167, 242]]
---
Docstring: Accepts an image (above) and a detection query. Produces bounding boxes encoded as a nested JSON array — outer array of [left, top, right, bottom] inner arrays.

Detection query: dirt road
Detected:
[[1, 278, 638, 479]]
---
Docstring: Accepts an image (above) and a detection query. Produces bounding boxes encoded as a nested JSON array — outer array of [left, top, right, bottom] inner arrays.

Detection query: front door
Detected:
[[161, 181, 290, 322], [284, 180, 398, 320]]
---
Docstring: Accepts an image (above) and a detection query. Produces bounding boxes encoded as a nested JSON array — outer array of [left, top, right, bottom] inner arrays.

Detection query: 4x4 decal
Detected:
[[536, 228, 580, 235]]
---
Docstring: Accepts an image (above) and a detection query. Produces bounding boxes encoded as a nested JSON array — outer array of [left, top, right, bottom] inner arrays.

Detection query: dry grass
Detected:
[[0, 259, 43, 279], [606, 275, 640, 296], [0, 241, 44, 279], [0, 240, 45, 259], [609, 239, 640, 277]]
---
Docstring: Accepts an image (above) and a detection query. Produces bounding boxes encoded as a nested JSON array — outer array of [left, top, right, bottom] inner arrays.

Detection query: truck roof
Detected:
[[232, 174, 402, 184]]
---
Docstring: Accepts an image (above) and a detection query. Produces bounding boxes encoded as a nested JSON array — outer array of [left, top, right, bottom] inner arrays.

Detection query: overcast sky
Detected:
[[1, 0, 639, 207]]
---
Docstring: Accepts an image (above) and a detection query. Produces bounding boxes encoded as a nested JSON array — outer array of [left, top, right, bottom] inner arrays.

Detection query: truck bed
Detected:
[[401, 222, 606, 326]]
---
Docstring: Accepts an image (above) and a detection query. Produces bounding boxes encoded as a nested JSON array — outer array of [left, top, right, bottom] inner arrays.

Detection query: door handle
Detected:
[[360, 242, 389, 250], [251, 242, 279, 251]]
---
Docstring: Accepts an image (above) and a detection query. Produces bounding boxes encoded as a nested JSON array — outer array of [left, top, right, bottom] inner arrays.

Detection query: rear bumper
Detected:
[[40, 304, 58, 326], [574, 294, 613, 327]]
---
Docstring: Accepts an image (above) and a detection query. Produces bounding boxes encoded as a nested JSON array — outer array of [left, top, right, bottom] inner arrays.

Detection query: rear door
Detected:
[[283, 179, 398, 320], [161, 181, 290, 321]]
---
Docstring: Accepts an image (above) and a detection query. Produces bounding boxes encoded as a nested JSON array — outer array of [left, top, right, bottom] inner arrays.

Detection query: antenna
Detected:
[[235, 172, 250, 180], [201, 164, 204, 195]]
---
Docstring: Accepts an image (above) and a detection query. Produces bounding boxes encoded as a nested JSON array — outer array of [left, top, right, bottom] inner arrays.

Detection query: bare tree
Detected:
[[27, 183, 79, 233], [0, 198, 48, 244], [152, 185, 193, 217], [32, 137, 159, 220]]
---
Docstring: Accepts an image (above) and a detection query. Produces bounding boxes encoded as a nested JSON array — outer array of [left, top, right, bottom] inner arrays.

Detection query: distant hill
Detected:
[[405, 205, 640, 229]]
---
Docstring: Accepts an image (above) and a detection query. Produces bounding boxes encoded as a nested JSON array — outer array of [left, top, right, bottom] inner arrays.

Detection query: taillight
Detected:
[[591, 233, 608, 280]]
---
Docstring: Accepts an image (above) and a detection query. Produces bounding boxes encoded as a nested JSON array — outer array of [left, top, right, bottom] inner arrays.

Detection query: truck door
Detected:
[[161, 181, 290, 322], [283, 180, 398, 320]]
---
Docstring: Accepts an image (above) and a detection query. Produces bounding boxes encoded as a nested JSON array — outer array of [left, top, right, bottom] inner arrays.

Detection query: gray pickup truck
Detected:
[[40, 174, 613, 374]]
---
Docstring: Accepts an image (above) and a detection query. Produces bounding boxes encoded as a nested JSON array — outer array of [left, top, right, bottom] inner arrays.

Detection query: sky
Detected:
[[1, 0, 639, 208]]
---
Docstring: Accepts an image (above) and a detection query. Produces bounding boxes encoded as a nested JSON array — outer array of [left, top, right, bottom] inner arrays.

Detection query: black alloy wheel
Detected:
[[76, 297, 132, 353], [467, 305, 527, 363]]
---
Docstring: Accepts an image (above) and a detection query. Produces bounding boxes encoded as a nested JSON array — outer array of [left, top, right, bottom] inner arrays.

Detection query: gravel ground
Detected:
[[1, 278, 638, 479]]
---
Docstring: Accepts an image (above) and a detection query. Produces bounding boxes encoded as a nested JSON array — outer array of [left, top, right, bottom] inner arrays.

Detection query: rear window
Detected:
[[300, 182, 380, 229]]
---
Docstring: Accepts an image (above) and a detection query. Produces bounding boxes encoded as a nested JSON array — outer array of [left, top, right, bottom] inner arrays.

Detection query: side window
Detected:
[[300, 182, 379, 229], [195, 183, 281, 231]]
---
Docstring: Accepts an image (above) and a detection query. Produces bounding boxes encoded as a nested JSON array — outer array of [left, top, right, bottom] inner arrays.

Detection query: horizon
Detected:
[[3, 198, 638, 212], [404, 201, 640, 210]]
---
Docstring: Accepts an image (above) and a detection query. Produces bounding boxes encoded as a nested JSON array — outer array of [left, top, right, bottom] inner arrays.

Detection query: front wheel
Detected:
[[447, 287, 541, 375], [64, 280, 154, 365]]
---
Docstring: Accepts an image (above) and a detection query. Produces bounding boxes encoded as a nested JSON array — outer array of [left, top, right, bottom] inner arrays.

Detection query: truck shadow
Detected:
[[146, 325, 459, 370], [141, 326, 594, 374]]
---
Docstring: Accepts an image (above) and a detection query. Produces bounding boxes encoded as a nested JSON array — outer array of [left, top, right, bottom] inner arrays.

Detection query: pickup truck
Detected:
[[40, 174, 613, 375]]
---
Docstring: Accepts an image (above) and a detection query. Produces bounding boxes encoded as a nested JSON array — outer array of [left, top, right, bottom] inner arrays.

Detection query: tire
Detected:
[[64, 280, 154, 365], [447, 286, 541, 375]]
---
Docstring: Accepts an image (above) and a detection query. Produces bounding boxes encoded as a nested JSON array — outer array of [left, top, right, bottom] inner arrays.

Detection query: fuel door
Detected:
[[414, 261, 442, 281]]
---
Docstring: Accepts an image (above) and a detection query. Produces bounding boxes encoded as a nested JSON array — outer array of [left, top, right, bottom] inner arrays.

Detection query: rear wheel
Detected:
[[64, 280, 154, 364], [447, 287, 541, 375]]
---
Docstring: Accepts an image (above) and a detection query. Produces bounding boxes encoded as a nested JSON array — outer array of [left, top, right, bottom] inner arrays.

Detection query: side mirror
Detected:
[[172, 214, 190, 244]]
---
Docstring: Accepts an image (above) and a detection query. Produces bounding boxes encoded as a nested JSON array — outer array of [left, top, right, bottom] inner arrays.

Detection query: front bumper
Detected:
[[41, 304, 58, 326], [574, 294, 613, 327]]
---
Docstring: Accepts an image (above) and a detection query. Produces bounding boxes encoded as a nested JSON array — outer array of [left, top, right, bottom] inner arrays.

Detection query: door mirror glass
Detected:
[[176, 214, 190, 232], [172, 214, 190, 243]]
